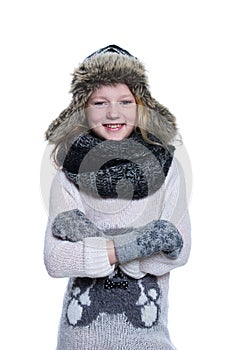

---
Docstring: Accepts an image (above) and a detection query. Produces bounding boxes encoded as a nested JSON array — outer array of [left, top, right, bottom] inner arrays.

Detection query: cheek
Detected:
[[126, 109, 137, 124], [86, 111, 100, 127]]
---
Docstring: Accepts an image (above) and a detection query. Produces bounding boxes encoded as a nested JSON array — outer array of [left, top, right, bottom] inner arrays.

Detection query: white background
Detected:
[[1, 0, 233, 349]]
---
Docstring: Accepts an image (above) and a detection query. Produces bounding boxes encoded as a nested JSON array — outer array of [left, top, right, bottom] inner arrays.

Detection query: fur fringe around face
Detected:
[[45, 52, 177, 144]]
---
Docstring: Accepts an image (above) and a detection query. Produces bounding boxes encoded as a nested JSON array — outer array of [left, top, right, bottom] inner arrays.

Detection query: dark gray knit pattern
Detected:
[[65, 267, 161, 329], [137, 220, 183, 259], [113, 220, 183, 264], [63, 131, 174, 200]]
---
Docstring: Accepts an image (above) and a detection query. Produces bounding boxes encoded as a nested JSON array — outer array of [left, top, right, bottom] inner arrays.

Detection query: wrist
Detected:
[[106, 240, 118, 265]]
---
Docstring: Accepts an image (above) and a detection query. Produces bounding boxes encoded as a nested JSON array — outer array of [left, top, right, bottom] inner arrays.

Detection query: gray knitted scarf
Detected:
[[63, 131, 174, 200]]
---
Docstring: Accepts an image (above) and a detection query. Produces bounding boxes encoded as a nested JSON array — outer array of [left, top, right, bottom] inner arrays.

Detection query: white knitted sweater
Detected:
[[44, 158, 191, 350]]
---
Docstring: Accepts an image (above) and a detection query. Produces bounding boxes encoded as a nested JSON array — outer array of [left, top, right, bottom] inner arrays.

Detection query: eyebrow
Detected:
[[90, 94, 134, 100]]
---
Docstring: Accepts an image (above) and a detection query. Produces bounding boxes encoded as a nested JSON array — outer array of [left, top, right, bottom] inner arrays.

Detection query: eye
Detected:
[[92, 101, 108, 108], [94, 101, 107, 106], [119, 100, 134, 106]]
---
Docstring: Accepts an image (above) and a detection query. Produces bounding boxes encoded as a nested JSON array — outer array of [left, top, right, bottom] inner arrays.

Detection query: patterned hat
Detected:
[[45, 45, 177, 143]]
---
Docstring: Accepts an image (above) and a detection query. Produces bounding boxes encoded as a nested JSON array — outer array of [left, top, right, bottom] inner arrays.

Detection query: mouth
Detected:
[[103, 123, 126, 131]]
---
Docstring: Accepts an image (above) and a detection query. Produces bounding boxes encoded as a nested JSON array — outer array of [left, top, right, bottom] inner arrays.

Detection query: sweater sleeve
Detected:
[[43, 171, 115, 278], [139, 158, 191, 276]]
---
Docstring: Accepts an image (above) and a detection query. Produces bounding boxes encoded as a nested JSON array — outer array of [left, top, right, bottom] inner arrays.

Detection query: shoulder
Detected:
[[50, 170, 77, 196], [163, 156, 188, 197], [164, 158, 180, 185], [52, 169, 69, 183], [49, 170, 85, 218], [51, 170, 67, 188]]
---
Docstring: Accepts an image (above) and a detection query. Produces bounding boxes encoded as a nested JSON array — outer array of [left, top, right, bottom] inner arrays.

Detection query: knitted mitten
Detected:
[[52, 210, 183, 262], [52, 209, 103, 242], [113, 220, 183, 263]]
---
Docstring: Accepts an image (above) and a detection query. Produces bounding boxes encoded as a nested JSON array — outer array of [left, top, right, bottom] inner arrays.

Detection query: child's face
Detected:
[[86, 84, 137, 141]]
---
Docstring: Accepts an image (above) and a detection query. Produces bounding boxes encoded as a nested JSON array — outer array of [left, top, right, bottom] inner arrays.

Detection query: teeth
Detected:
[[105, 124, 122, 129]]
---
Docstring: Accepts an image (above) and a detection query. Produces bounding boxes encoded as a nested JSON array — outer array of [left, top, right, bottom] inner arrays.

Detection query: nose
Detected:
[[106, 102, 120, 119]]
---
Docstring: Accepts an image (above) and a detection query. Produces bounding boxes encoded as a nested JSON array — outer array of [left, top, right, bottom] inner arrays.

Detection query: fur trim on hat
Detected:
[[45, 46, 177, 144]]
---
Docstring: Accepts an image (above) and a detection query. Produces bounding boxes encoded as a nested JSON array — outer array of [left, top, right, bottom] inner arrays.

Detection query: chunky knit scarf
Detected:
[[63, 131, 174, 200]]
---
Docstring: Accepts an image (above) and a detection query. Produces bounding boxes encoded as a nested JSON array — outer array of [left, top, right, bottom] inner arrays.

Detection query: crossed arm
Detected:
[[52, 208, 184, 264], [44, 160, 191, 279]]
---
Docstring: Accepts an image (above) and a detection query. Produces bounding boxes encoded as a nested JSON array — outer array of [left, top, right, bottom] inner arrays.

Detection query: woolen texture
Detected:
[[63, 131, 174, 199], [52, 209, 183, 262], [44, 160, 191, 349]]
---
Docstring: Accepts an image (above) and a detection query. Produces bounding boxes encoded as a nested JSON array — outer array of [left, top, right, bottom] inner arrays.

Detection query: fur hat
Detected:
[[45, 45, 177, 143]]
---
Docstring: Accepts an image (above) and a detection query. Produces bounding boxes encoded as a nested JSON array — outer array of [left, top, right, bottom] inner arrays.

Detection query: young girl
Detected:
[[44, 45, 191, 349]]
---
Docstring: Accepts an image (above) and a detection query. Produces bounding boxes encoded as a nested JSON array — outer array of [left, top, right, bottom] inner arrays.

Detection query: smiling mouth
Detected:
[[103, 123, 126, 130]]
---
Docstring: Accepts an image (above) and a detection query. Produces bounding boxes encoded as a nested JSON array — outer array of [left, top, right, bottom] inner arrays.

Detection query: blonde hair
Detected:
[[50, 110, 89, 169]]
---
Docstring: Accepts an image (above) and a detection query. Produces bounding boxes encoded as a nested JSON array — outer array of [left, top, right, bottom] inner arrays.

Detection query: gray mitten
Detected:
[[113, 220, 183, 264], [52, 209, 103, 242]]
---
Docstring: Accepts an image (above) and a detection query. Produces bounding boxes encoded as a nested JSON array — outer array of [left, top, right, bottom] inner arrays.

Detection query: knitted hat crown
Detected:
[[45, 45, 177, 143]]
